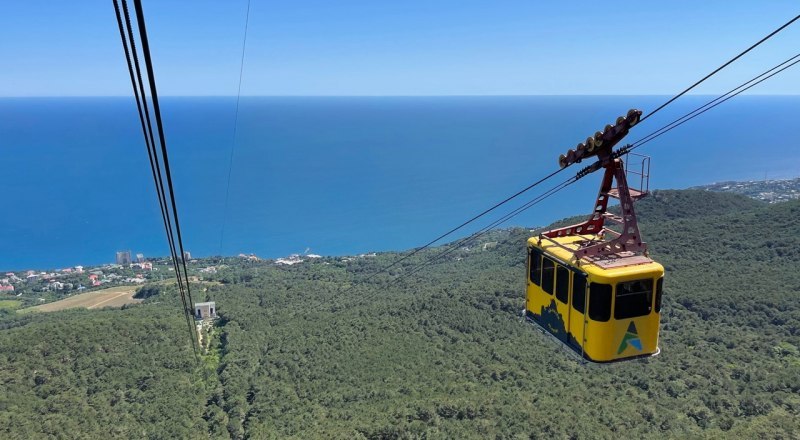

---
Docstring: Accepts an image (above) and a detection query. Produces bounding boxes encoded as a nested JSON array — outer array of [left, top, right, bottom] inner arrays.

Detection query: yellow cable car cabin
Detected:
[[524, 108, 664, 362], [525, 235, 664, 362]]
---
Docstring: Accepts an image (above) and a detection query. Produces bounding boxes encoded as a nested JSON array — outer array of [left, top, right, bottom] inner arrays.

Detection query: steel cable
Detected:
[[113, 0, 199, 356], [640, 14, 800, 123], [219, 0, 252, 255]]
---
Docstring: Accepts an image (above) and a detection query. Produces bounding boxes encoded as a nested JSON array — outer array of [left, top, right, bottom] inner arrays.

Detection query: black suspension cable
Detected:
[[114, 0, 198, 355], [632, 56, 800, 153], [390, 50, 800, 285], [114, 0, 194, 318], [338, 176, 580, 314], [366, 28, 800, 286], [119, 0, 192, 327], [219, 0, 252, 255], [393, 175, 578, 284], [120, 0, 195, 347], [133, 0, 197, 312], [632, 52, 800, 149], [113, 0, 167, 235], [365, 166, 569, 282], [364, 17, 800, 284], [640, 14, 800, 123], [128, 0, 198, 355], [358, 15, 800, 299], [115, 0, 196, 342]]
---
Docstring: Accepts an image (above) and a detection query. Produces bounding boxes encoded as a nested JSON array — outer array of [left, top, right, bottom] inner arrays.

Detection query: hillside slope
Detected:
[[0, 191, 798, 439]]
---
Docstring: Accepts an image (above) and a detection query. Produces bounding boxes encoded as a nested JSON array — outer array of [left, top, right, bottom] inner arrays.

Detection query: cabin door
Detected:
[[569, 272, 588, 351], [554, 264, 572, 344]]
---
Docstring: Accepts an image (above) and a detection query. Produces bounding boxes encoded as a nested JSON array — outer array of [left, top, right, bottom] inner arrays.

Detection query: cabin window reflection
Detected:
[[555, 265, 569, 304], [541, 257, 555, 295], [615, 279, 654, 319], [572, 273, 587, 313], [588, 283, 611, 322], [655, 277, 664, 313], [529, 248, 542, 286]]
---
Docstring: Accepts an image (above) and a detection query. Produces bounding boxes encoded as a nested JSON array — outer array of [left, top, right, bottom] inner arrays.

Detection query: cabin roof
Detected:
[[194, 301, 215, 307], [527, 235, 663, 278]]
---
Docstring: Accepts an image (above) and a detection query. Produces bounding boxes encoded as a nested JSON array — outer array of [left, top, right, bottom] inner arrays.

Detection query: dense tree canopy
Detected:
[[1, 190, 798, 438]]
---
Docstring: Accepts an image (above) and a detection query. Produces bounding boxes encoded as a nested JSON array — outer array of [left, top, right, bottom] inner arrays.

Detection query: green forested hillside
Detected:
[[0, 307, 204, 438], [1, 190, 798, 439]]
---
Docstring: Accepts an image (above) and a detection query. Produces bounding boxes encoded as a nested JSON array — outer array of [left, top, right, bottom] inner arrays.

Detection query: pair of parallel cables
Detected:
[[112, 0, 199, 357], [389, 50, 800, 286], [368, 14, 800, 285]]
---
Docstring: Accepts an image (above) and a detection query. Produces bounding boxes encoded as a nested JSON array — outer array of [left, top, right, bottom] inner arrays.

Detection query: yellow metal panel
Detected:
[[569, 308, 586, 354]]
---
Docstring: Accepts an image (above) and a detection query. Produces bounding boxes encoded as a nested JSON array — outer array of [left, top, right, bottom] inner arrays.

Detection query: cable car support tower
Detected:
[[540, 109, 652, 266]]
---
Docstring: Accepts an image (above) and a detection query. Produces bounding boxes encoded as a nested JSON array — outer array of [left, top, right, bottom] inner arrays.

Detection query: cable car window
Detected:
[[529, 248, 542, 286], [588, 283, 611, 322], [655, 277, 664, 313], [572, 273, 587, 313], [615, 279, 654, 319], [541, 257, 555, 295], [555, 265, 569, 304]]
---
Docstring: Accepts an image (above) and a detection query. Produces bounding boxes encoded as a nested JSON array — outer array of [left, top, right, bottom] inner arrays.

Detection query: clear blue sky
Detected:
[[1, 0, 798, 96]]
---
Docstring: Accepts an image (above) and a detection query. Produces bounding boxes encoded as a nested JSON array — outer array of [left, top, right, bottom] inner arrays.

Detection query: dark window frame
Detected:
[[614, 279, 654, 319], [541, 257, 555, 295], [528, 248, 542, 286], [655, 277, 664, 313], [555, 265, 570, 304], [572, 272, 587, 313], [588, 282, 612, 322]]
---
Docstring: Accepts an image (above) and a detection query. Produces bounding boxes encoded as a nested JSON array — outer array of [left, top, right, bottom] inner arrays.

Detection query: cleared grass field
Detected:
[[0, 300, 22, 310], [23, 285, 143, 313]]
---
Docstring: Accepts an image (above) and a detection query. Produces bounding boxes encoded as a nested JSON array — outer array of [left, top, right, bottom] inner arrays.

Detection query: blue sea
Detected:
[[1, 96, 799, 271]]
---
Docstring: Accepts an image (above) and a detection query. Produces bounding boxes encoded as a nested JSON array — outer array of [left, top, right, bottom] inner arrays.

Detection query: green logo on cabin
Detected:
[[617, 322, 642, 354]]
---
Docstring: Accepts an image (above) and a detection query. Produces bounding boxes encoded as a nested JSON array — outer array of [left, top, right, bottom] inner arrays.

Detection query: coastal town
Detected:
[[0, 248, 380, 309], [1, 251, 167, 304], [693, 177, 800, 203]]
